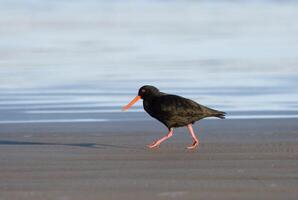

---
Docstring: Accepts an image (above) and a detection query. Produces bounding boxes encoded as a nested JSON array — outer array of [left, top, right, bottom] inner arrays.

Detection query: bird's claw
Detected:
[[147, 141, 159, 149], [187, 141, 199, 149]]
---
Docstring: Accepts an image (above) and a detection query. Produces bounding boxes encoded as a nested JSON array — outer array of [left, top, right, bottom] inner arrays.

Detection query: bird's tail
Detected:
[[213, 111, 226, 119]]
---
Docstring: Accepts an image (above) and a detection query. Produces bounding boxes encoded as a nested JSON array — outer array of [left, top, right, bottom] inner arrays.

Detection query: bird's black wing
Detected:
[[158, 94, 225, 116], [149, 94, 225, 128], [155, 94, 205, 116], [149, 95, 207, 128]]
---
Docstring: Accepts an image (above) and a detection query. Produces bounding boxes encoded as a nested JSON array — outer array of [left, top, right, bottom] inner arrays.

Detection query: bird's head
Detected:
[[138, 85, 160, 100], [122, 85, 160, 111]]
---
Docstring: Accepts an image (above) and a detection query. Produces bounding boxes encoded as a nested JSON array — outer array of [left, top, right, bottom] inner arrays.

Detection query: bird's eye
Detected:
[[141, 89, 146, 93]]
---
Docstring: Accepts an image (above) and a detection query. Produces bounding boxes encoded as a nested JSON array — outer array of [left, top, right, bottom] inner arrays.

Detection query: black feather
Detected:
[[139, 85, 226, 129]]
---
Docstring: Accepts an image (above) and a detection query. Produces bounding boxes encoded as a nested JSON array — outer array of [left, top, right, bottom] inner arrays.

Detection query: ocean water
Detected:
[[1, 0, 298, 124]]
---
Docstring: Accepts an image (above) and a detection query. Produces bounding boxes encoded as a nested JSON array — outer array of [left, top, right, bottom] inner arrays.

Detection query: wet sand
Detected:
[[0, 119, 297, 200]]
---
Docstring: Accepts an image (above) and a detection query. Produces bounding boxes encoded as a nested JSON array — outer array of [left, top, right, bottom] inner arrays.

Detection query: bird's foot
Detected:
[[187, 140, 199, 150], [147, 141, 160, 149]]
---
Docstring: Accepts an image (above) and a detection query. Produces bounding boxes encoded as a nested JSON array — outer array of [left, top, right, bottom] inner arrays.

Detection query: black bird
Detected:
[[122, 85, 226, 149]]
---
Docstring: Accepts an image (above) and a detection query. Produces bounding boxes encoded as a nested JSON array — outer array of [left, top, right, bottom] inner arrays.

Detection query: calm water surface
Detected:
[[0, 1, 298, 123]]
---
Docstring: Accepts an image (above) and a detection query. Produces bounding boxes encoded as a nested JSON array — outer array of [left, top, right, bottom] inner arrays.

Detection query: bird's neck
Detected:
[[143, 92, 164, 101]]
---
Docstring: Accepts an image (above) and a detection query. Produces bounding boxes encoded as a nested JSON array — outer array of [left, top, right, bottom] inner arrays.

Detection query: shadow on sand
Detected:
[[0, 140, 140, 150]]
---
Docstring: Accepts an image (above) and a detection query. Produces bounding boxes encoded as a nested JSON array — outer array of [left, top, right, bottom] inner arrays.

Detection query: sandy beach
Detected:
[[0, 119, 297, 200]]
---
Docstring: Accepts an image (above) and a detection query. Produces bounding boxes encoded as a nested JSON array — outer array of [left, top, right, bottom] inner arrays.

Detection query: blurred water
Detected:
[[0, 0, 298, 123]]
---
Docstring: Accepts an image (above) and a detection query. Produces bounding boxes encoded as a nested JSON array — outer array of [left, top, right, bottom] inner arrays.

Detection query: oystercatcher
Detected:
[[122, 85, 226, 149]]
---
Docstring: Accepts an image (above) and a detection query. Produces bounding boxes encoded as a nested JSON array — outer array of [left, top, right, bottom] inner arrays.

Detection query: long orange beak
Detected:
[[122, 95, 141, 111]]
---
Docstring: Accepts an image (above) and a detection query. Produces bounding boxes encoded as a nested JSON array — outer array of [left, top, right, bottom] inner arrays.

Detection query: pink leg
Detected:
[[186, 124, 199, 149], [147, 128, 174, 148]]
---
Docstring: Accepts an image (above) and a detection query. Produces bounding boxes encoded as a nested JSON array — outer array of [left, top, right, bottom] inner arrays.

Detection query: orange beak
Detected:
[[122, 95, 141, 111]]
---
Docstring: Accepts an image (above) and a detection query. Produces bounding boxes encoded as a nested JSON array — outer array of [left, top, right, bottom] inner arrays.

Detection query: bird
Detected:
[[122, 85, 226, 149]]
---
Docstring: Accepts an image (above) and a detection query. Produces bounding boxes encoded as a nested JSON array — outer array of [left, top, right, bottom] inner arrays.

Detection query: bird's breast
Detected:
[[143, 100, 153, 115]]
